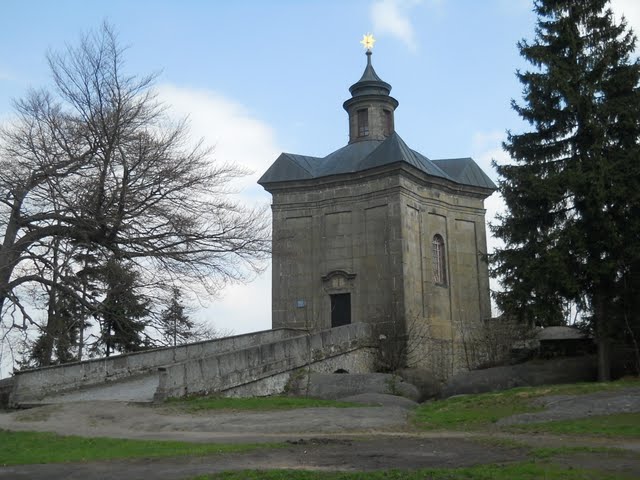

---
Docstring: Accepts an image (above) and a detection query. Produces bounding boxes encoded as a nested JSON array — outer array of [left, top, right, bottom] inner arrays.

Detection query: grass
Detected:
[[189, 462, 634, 479], [0, 430, 280, 466], [414, 378, 640, 431], [413, 390, 540, 430], [166, 395, 362, 412], [471, 436, 633, 459], [509, 412, 640, 438], [530, 445, 634, 459], [4, 379, 639, 473]]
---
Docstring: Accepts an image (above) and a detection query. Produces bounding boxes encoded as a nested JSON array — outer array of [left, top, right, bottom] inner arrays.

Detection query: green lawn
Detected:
[[0, 430, 280, 466], [166, 395, 362, 412], [189, 462, 633, 480], [414, 378, 640, 431], [4, 428, 635, 479], [509, 412, 640, 438], [413, 390, 539, 430], [530, 445, 633, 459], [3, 379, 639, 474]]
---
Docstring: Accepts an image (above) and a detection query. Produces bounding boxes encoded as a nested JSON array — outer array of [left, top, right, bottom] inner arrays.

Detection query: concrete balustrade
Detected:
[[9, 328, 305, 406], [9, 324, 375, 406], [155, 322, 375, 400]]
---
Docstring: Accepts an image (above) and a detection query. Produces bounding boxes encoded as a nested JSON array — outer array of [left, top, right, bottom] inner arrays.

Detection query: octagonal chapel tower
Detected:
[[259, 47, 496, 377]]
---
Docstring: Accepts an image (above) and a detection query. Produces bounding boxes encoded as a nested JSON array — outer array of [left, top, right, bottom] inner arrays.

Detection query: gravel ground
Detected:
[[497, 386, 640, 425], [0, 399, 413, 443], [1, 387, 639, 479]]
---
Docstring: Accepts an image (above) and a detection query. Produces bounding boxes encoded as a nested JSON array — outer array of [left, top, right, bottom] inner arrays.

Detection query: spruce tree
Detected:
[[493, 0, 640, 379], [159, 287, 195, 347], [96, 259, 148, 356]]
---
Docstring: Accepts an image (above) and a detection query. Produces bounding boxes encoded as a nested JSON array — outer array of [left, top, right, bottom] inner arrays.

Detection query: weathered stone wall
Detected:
[[222, 348, 377, 398], [10, 324, 375, 406], [9, 328, 304, 406], [0, 377, 13, 409], [154, 322, 375, 400], [399, 175, 491, 375], [347, 101, 395, 143], [271, 170, 404, 332], [270, 165, 492, 378]]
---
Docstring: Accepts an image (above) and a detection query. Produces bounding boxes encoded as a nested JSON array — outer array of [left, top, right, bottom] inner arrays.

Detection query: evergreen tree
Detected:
[[493, 0, 640, 379], [96, 259, 148, 356], [158, 287, 195, 347], [28, 238, 87, 367], [23, 290, 83, 368], [0, 23, 269, 370]]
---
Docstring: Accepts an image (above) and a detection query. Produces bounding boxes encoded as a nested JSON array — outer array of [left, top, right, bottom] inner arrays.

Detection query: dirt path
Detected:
[[498, 386, 640, 425], [1, 389, 639, 479], [2, 433, 639, 480], [0, 437, 531, 480], [0, 401, 414, 443]]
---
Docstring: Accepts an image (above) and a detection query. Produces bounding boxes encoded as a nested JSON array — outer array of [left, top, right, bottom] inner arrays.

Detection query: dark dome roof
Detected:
[[348, 50, 392, 98]]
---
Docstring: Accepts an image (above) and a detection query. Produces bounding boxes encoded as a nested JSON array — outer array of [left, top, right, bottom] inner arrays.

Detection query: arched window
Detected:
[[432, 234, 447, 285]]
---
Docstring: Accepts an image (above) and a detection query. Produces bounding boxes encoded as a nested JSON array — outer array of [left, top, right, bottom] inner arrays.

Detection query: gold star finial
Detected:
[[360, 33, 376, 51]]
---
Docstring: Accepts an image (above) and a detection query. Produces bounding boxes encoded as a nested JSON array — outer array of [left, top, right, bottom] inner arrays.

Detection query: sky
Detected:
[[0, 0, 639, 373]]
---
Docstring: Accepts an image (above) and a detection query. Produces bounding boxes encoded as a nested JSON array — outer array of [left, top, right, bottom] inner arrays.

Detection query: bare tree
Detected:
[[0, 23, 269, 365]]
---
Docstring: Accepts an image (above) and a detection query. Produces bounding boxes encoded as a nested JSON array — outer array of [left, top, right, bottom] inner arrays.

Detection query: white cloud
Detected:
[[371, 0, 425, 52], [156, 84, 280, 199], [470, 130, 511, 313], [156, 84, 279, 336], [610, 0, 640, 39], [194, 264, 272, 336], [471, 129, 511, 182], [484, 191, 507, 315], [484, 191, 506, 254], [470, 130, 511, 239]]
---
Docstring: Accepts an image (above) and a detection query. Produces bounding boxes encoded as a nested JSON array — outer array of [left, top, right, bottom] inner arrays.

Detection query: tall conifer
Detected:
[[493, 0, 640, 379], [159, 287, 195, 347]]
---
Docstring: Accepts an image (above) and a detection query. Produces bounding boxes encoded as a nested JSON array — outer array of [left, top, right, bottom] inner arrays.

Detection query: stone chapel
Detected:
[[259, 47, 496, 375]]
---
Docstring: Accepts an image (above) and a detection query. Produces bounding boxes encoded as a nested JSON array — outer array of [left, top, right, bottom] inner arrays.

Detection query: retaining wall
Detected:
[[155, 322, 375, 400], [10, 328, 304, 406], [0, 377, 13, 409]]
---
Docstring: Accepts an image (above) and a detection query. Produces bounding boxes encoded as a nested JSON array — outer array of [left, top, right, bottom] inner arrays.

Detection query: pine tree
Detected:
[[96, 259, 148, 356], [23, 290, 83, 368], [28, 237, 87, 367], [493, 0, 640, 379], [159, 287, 195, 347]]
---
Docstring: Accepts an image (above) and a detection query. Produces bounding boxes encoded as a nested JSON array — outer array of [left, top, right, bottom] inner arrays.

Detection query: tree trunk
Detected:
[[597, 336, 611, 381], [77, 287, 86, 361], [594, 292, 611, 381], [41, 235, 65, 366], [40, 295, 57, 366], [0, 194, 27, 316]]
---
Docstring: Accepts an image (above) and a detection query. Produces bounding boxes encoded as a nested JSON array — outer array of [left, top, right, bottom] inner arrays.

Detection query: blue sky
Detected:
[[1, 0, 639, 356]]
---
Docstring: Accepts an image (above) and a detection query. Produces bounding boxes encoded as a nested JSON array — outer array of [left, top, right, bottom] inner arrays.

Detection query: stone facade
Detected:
[[260, 50, 495, 378]]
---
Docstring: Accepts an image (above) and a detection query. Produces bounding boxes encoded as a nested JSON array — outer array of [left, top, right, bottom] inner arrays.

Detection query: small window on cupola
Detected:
[[357, 109, 369, 137], [384, 109, 392, 136]]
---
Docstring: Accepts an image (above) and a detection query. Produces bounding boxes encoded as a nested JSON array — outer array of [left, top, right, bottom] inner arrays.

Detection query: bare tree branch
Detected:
[[0, 22, 269, 366]]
